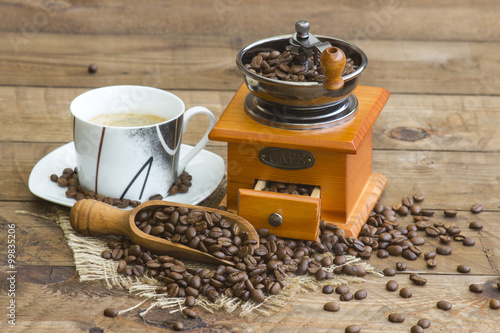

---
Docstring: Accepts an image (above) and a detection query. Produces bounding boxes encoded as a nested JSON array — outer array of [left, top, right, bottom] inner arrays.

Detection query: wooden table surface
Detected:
[[1, 1, 500, 332]]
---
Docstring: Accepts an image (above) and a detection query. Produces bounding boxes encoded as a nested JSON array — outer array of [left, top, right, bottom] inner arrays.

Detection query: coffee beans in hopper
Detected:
[[244, 50, 358, 83]]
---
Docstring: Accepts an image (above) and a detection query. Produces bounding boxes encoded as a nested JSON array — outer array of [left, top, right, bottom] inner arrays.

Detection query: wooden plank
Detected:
[[3, 140, 499, 210], [2, 87, 500, 153], [2, 266, 499, 332], [0, 32, 499, 94], [0, 0, 498, 42]]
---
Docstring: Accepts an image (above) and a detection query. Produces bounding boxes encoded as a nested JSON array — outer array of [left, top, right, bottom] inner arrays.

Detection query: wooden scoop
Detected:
[[320, 46, 347, 90], [69, 199, 259, 266]]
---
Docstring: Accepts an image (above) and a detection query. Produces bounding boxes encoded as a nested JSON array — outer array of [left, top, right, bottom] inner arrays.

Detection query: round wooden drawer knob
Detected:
[[268, 213, 283, 227]]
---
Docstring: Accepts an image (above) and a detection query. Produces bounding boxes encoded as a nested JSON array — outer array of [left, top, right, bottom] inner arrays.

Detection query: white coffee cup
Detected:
[[70, 85, 216, 201]]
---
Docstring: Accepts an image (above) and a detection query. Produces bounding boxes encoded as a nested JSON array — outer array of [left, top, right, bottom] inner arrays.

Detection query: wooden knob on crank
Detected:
[[320, 46, 346, 90]]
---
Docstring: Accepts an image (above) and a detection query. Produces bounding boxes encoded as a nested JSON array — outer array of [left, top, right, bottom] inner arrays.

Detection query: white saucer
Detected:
[[29, 142, 225, 208]]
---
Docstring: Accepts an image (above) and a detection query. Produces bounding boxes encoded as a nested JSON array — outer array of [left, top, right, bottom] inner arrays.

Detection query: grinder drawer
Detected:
[[238, 181, 321, 241]]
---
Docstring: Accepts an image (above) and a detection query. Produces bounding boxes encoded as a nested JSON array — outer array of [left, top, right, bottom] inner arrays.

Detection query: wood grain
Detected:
[[1, 0, 498, 42], [0, 32, 499, 94]]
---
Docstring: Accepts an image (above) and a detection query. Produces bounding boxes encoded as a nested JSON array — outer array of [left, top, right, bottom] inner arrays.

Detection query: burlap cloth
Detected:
[[23, 176, 381, 318]]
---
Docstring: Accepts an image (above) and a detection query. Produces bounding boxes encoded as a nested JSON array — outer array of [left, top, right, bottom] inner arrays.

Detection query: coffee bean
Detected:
[[439, 235, 452, 244], [377, 249, 389, 258], [101, 250, 112, 259], [172, 321, 184, 331], [386, 280, 399, 292], [345, 325, 361, 333], [462, 237, 476, 246], [417, 318, 431, 329], [323, 301, 340, 312], [383, 268, 396, 276], [420, 209, 435, 217], [490, 299, 500, 309], [182, 308, 197, 318], [88, 64, 98, 73], [388, 313, 405, 323], [411, 325, 424, 333], [409, 273, 427, 286], [387, 245, 403, 256], [250, 289, 265, 303], [402, 197, 413, 208], [410, 205, 421, 215], [413, 193, 425, 202], [185, 295, 196, 307], [424, 251, 436, 260], [471, 203, 483, 213], [457, 264, 471, 273], [469, 221, 483, 230], [469, 283, 484, 293], [322, 285, 334, 294], [436, 246, 452, 255], [399, 287, 412, 298], [444, 209, 457, 217], [396, 262, 407, 271], [426, 258, 438, 268], [103, 308, 119, 317], [354, 289, 367, 300], [335, 285, 350, 294], [340, 292, 353, 301], [437, 300, 452, 310]]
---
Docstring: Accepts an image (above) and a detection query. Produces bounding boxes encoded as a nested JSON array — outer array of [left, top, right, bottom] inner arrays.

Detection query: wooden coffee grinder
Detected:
[[209, 20, 389, 240]]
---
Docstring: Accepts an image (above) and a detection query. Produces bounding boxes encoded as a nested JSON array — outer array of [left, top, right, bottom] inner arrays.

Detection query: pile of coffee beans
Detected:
[[50, 167, 192, 208], [244, 50, 357, 83], [261, 182, 313, 196]]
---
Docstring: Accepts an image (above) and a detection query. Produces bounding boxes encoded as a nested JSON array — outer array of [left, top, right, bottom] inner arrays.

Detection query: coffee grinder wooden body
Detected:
[[209, 84, 389, 240]]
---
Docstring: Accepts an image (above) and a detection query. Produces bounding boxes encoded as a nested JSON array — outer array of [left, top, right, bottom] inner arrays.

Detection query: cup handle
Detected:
[[177, 106, 216, 177]]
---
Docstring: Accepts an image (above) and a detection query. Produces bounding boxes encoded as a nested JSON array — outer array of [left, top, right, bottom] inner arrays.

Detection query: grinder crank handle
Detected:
[[70, 199, 133, 237], [320, 46, 346, 90]]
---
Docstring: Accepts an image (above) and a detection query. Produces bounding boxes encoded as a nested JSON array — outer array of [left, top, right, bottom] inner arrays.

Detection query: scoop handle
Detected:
[[70, 199, 133, 237], [320, 46, 346, 90]]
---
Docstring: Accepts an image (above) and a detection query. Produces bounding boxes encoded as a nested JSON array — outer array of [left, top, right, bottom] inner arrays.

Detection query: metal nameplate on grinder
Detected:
[[259, 147, 315, 170]]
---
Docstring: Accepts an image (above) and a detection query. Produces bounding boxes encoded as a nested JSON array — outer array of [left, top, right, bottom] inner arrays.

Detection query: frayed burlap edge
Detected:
[[18, 209, 382, 318]]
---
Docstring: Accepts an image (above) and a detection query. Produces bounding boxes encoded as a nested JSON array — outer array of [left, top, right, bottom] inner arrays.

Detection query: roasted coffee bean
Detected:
[[410, 205, 421, 215], [471, 203, 483, 213], [182, 308, 197, 318], [386, 280, 399, 292], [387, 245, 403, 256], [469, 221, 483, 230], [436, 246, 452, 255], [396, 262, 407, 271], [399, 287, 412, 298], [426, 258, 438, 268], [469, 283, 484, 293], [185, 295, 196, 307], [417, 318, 431, 329], [410, 273, 427, 286], [322, 285, 334, 294], [424, 250, 436, 260], [383, 268, 396, 276], [444, 209, 457, 217], [420, 209, 434, 217], [388, 313, 405, 323], [377, 249, 389, 258], [101, 250, 112, 259], [413, 193, 425, 202], [402, 249, 417, 261], [103, 308, 119, 318], [436, 300, 452, 310], [340, 292, 353, 301], [354, 289, 367, 300], [490, 299, 500, 309], [462, 237, 476, 246], [172, 321, 184, 331], [402, 197, 413, 208], [439, 235, 452, 244], [345, 325, 361, 333], [411, 325, 424, 333], [457, 264, 471, 273], [323, 301, 340, 312], [250, 289, 265, 303], [335, 285, 350, 294]]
